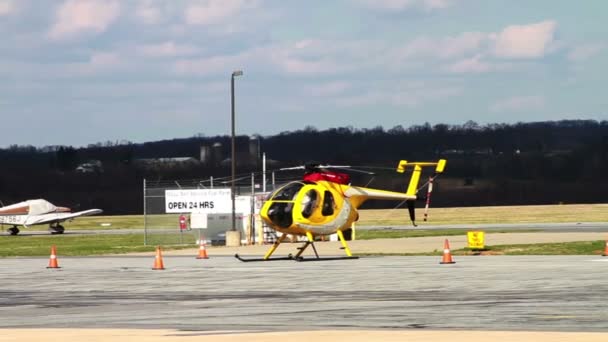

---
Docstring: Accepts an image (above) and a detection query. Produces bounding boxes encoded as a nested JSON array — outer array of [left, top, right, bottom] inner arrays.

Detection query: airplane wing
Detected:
[[24, 209, 103, 226]]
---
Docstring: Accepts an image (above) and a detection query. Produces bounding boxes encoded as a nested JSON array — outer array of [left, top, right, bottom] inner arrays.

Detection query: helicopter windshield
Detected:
[[266, 182, 305, 228], [270, 182, 304, 200]]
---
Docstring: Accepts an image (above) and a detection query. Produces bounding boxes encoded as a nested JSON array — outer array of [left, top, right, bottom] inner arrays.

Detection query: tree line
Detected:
[[1, 119, 607, 214]]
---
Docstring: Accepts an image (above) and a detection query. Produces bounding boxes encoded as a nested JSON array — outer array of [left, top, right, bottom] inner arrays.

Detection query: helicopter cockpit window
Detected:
[[266, 202, 294, 228], [271, 182, 304, 201], [322, 191, 335, 216], [265, 182, 304, 229], [300, 189, 318, 218]]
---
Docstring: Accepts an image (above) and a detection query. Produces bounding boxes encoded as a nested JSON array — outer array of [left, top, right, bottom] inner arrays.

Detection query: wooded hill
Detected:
[[1, 119, 607, 214]]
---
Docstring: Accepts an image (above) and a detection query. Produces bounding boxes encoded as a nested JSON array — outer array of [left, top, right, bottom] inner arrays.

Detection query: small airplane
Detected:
[[0, 199, 102, 235], [235, 158, 446, 262]]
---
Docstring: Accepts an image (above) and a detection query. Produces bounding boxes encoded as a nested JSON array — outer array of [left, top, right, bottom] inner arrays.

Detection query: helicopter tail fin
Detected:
[[397, 159, 446, 226], [396, 159, 446, 196]]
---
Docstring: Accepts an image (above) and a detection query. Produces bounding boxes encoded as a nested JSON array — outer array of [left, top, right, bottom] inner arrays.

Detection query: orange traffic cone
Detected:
[[152, 246, 165, 270], [439, 239, 456, 264], [47, 245, 61, 269], [602, 240, 608, 257], [196, 240, 209, 259]]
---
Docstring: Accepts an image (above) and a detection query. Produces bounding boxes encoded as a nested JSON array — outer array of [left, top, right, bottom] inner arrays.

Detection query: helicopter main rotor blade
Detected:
[[334, 167, 375, 175], [279, 164, 374, 175], [317, 164, 351, 169], [319, 165, 375, 175], [279, 166, 306, 171]]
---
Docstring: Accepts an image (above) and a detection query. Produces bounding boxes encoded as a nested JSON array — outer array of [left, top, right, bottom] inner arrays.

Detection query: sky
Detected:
[[0, 0, 606, 148]]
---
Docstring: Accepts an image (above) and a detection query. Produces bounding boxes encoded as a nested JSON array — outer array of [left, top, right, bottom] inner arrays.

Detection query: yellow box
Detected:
[[467, 231, 485, 249]]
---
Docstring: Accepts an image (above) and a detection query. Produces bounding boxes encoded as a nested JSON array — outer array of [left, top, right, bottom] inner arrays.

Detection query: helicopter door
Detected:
[[300, 189, 319, 218], [321, 191, 335, 216]]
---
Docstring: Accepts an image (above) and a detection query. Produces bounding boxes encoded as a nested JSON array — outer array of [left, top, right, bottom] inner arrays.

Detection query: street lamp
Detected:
[[230, 70, 243, 237]]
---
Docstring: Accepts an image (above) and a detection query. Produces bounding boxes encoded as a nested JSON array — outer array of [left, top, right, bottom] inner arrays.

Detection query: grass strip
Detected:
[[0, 233, 195, 257], [355, 240, 607, 257], [355, 228, 540, 240]]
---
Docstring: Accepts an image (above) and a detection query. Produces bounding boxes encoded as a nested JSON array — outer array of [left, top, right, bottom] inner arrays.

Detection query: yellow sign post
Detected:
[[467, 231, 485, 250]]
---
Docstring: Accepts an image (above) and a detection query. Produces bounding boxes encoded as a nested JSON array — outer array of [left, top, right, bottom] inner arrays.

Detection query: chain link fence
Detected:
[[142, 174, 291, 246]]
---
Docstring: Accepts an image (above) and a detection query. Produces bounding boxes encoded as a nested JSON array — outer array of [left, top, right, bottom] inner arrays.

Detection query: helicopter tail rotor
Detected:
[[407, 200, 417, 227], [396, 159, 446, 226]]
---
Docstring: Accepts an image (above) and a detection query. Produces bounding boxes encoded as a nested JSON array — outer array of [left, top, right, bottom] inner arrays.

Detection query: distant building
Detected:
[[201, 135, 267, 167], [200, 145, 211, 164], [134, 157, 199, 168], [75, 160, 103, 173], [249, 135, 260, 162], [212, 142, 223, 165]]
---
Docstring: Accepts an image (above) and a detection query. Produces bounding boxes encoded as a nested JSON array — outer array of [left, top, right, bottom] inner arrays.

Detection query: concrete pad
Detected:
[[155, 232, 608, 257], [1, 329, 608, 342]]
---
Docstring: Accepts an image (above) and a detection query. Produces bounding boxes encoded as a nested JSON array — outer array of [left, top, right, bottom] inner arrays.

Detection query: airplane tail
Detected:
[[396, 159, 446, 226]]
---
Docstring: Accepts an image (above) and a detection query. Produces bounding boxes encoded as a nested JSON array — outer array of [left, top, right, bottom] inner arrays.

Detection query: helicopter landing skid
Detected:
[[292, 240, 359, 261], [235, 231, 359, 262], [233, 253, 358, 262], [234, 253, 294, 262], [294, 255, 359, 262]]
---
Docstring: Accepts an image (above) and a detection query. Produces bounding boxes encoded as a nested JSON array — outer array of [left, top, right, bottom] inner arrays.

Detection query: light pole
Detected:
[[229, 70, 243, 245]]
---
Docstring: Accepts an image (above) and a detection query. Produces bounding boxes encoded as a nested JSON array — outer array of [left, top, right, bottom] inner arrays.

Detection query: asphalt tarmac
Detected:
[[1, 254, 607, 332]]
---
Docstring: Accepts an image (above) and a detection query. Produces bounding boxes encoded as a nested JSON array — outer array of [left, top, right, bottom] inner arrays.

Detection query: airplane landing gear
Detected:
[[8, 226, 19, 236], [49, 224, 65, 234]]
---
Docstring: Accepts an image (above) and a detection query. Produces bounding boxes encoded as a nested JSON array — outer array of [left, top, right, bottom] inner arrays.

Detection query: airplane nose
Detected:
[[57, 206, 71, 212]]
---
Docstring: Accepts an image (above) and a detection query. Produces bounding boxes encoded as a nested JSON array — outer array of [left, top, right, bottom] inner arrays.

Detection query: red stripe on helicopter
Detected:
[[303, 172, 350, 185]]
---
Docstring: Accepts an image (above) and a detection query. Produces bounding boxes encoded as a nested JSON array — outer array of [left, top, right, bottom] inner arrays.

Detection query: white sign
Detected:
[[190, 213, 208, 228], [165, 189, 231, 213]]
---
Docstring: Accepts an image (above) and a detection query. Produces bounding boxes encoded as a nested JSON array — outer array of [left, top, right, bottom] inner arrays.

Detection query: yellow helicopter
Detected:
[[235, 158, 446, 262]]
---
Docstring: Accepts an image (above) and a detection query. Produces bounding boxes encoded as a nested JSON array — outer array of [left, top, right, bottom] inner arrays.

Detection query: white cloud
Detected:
[[336, 83, 462, 108], [184, 0, 257, 25], [135, 0, 162, 24], [492, 20, 557, 58], [272, 40, 383, 74], [273, 54, 342, 75], [138, 42, 200, 58], [49, 0, 121, 40], [490, 95, 545, 112], [174, 54, 245, 76], [356, 0, 454, 11], [393, 20, 560, 72], [306, 81, 351, 97], [567, 43, 603, 62], [446, 54, 493, 73], [0, 0, 15, 15], [399, 32, 487, 60], [172, 42, 352, 76], [89, 52, 121, 67], [61, 52, 124, 76], [268, 40, 380, 75], [395, 20, 559, 65]]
